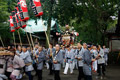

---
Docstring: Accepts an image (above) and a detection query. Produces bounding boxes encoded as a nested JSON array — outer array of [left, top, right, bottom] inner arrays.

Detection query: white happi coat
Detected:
[[12, 55, 25, 76], [36, 50, 45, 70], [103, 48, 109, 61], [53, 50, 63, 70], [6, 56, 14, 72], [76, 48, 84, 67], [65, 49, 74, 63], [83, 49, 92, 76], [20, 51, 34, 72], [98, 49, 105, 64], [92, 50, 98, 71]]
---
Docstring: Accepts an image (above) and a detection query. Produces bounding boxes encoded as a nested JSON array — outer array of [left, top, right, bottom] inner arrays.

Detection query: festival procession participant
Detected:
[[27, 46, 32, 55], [34, 44, 39, 52], [103, 45, 109, 66], [82, 43, 88, 52], [82, 44, 93, 80], [76, 43, 84, 80], [53, 44, 63, 80], [0, 48, 8, 80], [7, 46, 12, 50], [42, 46, 49, 69], [10, 49, 25, 80], [16, 45, 22, 54], [5, 48, 15, 80], [27, 46, 34, 66], [73, 46, 78, 70], [35, 46, 45, 80], [63, 45, 74, 75], [97, 45, 106, 78], [47, 43, 55, 75], [61, 45, 66, 68], [32, 43, 39, 76], [20, 46, 34, 80], [91, 45, 98, 72]]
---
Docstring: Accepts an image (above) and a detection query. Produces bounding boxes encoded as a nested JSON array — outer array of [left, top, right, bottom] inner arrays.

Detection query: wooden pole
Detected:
[[0, 36, 5, 47], [12, 33, 16, 49], [29, 32, 34, 48], [17, 30, 22, 46], [29, 28, 39, 62], [45, 31, 50, 45], [41, 20, 54, 58], [25, 31, 32, 48], [41, 20, 50, 46]]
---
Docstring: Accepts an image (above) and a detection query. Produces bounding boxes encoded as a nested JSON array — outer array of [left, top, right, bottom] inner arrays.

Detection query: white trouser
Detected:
[[46, 62, 49, 69], [105, 57, 108, 65], [92, 60, 97, 71], [73, 61, 78, 69], [64, 63, 73, 74]]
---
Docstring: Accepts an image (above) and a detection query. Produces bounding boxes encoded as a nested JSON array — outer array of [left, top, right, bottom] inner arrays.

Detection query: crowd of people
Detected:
[[0, 42, 109, 80]]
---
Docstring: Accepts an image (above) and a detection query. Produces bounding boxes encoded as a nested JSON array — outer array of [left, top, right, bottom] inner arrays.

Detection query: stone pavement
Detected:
[[22, 65, 120, 80]]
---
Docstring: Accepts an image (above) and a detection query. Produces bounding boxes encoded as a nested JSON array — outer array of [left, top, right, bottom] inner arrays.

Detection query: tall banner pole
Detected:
[[29, 27, 39, 62], [24, 29, 32, 48], [26, 32, 32, 47], [41, 20, 54, 58], [0, 36, 5, 48], [17, 30, 22, 46], [30, 32, 34, 48], [13, 33, 16, 49], [29, 27, 34, 48], [41, 20, 50, 46]]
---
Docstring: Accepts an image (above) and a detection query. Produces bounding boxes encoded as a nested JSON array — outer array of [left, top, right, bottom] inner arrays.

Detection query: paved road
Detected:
[[22, 65, 120, 80]]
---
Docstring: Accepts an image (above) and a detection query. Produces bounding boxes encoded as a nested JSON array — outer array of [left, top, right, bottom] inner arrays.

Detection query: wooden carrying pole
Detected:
[[0, 36, 5, 47]]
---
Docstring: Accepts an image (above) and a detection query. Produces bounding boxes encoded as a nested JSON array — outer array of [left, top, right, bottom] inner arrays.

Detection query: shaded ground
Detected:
[[23, 65, 120, 80]]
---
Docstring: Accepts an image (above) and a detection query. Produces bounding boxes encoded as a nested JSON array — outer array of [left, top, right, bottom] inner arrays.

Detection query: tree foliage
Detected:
[[0, 0, 119, 46], [54, 0, 119, 45]]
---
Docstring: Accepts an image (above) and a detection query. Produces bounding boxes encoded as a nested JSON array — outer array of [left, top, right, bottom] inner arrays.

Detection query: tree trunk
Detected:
[[46, 17, 51, 48], [46, 1, 53, 48]]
